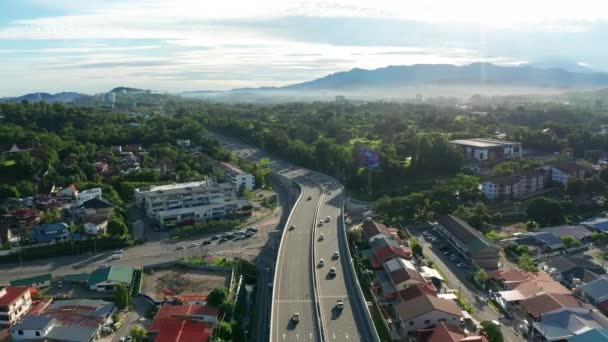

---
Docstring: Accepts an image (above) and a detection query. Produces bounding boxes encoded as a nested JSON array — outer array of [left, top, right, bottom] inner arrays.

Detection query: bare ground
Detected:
[[142, 268, 231, 301]]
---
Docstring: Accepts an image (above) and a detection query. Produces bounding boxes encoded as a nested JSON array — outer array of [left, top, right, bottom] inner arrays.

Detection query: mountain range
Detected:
[[5, 63, 608, 103]]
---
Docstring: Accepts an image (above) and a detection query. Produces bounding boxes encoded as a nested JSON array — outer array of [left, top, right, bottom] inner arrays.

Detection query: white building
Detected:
[[134, 180, 252, 227], [75, 188, 103, 206], [214, 162, 255, 191], [450, 138, 522, 162], [83, 217, 108, 235], [0, 287, 32, 326], [10, 316, 54, 340]]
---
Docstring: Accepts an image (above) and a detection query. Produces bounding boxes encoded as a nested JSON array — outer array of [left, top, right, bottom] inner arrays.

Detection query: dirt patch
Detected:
[[499, 222, 528, 236], [143, 268, 231, 302]]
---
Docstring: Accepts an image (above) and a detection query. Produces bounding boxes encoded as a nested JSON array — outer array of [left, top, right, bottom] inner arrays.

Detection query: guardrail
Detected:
[[311, 183, 327, 342], [337, 182, 381, 342], [269, 177, 303, 342]]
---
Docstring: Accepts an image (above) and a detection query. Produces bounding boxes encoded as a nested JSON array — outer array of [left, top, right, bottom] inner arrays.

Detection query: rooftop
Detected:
[[533, 309, 608, 341], [450, 138, 520, 148], [44, 299, 115, 327], [568, 329, 608, 342], [150, 304, 216, 342], [10, 273, 52, 286], [0, 286, 30, 306], [11, 315, 54, 331], [80, 198, 113, 209], [580, 277, 608, 303], [520, 293, 593, 319], [87, 266, 133, 287], [436, 215, 497, 254], [218, 162, 246, 175], [135, 181, 234, 198], [581, 217, 608, 233], [396, 294, 462, 321]]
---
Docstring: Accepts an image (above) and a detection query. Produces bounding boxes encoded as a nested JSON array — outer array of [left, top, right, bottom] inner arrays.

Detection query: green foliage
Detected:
[[518, 253, 538, 272], [112, 313, 122, 324], [114, 284, 130, 310], [474, 269, 489, 286], [561, 235, 582, 249], [453, 202, 490, 230], [40, 208, 61, 223], [525, 197, 565, 226], [108, 218, 128, 237], [409, 238, 423, 257], [480, 320, 504, 342], [347, 227, 363, 246], [207, 287, 228, 307], [218, 300, 235, 320], [485, 230, 506, 242], [213, 321, 232, 341], [566, 178, 585, 195], [591, 231, 608, 246], [129, 324, 147, 342]]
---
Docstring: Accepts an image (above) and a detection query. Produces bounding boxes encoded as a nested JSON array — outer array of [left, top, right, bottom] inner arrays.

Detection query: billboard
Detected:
[[357, 149, 380, 169]]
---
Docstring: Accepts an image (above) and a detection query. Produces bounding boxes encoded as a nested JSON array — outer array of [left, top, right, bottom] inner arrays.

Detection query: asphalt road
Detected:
[[0, 224, 275, 284], [211, 133, 376, 342]]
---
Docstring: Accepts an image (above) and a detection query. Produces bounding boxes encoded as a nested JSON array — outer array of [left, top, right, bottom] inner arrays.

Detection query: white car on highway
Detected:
[[325, 216, 331, 222], [111, 254, 122, 260], [333, 251, 340, 259], [329, 267, 336, 277], [318, 259, 325, 267]]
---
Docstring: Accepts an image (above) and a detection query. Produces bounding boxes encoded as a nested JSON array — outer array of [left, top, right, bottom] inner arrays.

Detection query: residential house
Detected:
[[489, 269, 571, 312], [579, 277, 608, 311], [88, 266, 133, 292], [28, 223, 70, 245], [543, 255, 604, 287], [568, 328, 608, 342], [512, 225, 594, 256], [2, 144, 31, 155], [214, 162, 255, 191], [75, 188, 102, 206], [581, 217, 608, 233], [10, 315, 54, 340], [148, 304, 216, 342], [415, 321, 487, 342], [83, 216, 108, 235], [531, 308, 608, 341], [394, 294, 463, 336], [433, 215, 500, 270], [519, 293, 593, 322], [367, 236, 412, 269], [50, 184, 77, 199], [385, 258, 426, 291], [450, 138, 522, 162], [1, 208, 41, 230], [361, 218, 400, 243], [12, 299, 115, 342], [79, 198, 114, 217], [10, 274, 52, 289], [0, 287, 32, 327]]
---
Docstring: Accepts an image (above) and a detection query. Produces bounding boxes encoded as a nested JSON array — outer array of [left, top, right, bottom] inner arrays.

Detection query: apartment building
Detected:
[[214, 162, 255, 191], [481, 169, 547, 200], [134, 180, 252, 227], [450, 138, 522, 162], [0, 287, 32, 327]]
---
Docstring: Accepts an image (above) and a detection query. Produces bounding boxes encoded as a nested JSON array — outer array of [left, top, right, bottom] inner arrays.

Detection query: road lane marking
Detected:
[[345, 332, 349, 339], [274, 300, 313, 303]]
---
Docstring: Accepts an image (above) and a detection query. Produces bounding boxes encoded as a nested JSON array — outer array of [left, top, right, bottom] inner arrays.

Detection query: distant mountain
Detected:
[[109, 86, 145, 94], [281, 63, 608, 91], [0, 92, 87, 103]]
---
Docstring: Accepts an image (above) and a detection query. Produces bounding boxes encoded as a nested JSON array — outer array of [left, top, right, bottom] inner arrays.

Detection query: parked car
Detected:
[[112, 249, 123, 254], [202, 240, 212, 245], [189, 242, 199, 248], [176, 245, 185, 250], [456, 263, 466, 268], [111, 254, 122, 260], [246, 227, 258, 233], [209, 235, 219, 241]]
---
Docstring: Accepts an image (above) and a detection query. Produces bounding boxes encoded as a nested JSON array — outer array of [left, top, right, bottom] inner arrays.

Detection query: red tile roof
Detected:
[[399, 284, 437, 302], [520, 293, 593, 319], [150, 305, 216, 342], [0, 286, 30, 306], [362, 220, 398, 241], [375, 245, 411, 264], [6, 208, 40, 220]]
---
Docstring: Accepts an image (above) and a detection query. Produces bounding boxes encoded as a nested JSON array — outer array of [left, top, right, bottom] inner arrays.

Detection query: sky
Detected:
[[1, 0, 608, 96]]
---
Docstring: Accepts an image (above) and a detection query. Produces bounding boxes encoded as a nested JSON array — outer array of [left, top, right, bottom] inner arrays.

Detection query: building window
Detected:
[[18, 331, 23, 335], [36, 331, 40, 336], [409, 321, 414, 326], [424, 320, 430, 325]]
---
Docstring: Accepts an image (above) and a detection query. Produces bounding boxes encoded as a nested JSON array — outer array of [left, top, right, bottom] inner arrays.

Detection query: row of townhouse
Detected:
[[481, 162, 586, 200], [488, 268, 608, 341], [360, 219, 488, 341]]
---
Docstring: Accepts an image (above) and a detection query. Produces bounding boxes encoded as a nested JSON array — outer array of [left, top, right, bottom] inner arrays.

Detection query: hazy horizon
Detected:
[[2, 0, 608, 96]]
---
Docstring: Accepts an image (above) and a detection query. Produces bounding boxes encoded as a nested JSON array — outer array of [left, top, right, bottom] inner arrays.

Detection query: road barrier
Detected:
[[337, 182, 381, 342], [269, 177, 303, 342], [311, 183, 327, 342]]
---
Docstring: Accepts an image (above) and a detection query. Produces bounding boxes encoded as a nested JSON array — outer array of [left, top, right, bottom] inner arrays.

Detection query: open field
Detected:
[[142, 267, 231, 302]]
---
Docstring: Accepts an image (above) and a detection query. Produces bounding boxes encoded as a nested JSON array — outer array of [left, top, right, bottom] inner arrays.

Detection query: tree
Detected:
[[129, 324, 147, 342], [566, 179, 585, 195], [600, 167, 608, 184], [453, 202, 490, 230], [591, 231, 608, 247], [218, 300, 235, 320], [518, 253, 538, 272], [108, 218, 128, 236], [213, 321, 232, 341], [480, 320, 504, 342], [41, 208, 61, 223], [474, 269, 488, 287], [207, 287, 228, 307], [114, 284, 130, 310], [524, 197, 565, 226], [561, 235, 582, 249], [409, 238, 423, 257]]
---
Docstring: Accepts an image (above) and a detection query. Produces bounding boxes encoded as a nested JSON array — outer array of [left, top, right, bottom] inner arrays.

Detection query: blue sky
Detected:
[[1, 0, 608, 96]]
